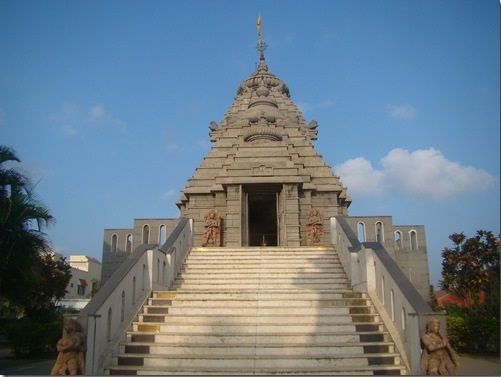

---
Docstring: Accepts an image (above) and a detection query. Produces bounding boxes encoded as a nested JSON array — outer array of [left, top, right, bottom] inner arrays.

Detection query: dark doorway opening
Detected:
[[246, 184, 280, 246]]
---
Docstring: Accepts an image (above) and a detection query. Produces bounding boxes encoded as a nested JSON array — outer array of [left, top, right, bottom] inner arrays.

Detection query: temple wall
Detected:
[[101, 218, 179, 284], [343, 216, 431, 302]]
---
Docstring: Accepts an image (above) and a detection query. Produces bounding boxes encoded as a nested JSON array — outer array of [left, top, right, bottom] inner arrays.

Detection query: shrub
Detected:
[[446, 313, 468, 351], [445, 304, 500, 354], [5, 318, 62, 357]]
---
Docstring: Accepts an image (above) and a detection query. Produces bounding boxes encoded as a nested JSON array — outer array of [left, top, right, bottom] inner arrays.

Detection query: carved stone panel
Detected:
[[252, 165, 273, 176]]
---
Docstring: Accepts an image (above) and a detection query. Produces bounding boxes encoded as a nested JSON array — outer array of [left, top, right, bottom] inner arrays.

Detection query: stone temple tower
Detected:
[[177, 33, 351, 248]]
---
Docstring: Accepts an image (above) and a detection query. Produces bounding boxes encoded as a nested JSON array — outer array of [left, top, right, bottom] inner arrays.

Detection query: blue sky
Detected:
[[1, 0, 499, 287]]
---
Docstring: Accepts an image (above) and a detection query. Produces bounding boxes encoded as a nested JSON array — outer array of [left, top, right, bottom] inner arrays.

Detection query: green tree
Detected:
[[440, 230, 499, 304], [0, 145, 71, 319], [440, 230, 500, 353]]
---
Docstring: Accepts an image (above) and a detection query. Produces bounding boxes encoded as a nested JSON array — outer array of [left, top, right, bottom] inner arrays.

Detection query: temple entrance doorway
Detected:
[[242, 184, 282, 246]]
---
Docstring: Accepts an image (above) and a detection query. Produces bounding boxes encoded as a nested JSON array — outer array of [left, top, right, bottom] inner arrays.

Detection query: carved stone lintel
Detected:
[[306, 208, 324, 245], [51, 318, 86, 375], [202, 210, 221, 247], [252, 165, 273, 176]]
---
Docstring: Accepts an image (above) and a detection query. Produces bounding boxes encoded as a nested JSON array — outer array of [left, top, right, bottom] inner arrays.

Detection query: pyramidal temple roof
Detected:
[[177, 30, 351, 210]]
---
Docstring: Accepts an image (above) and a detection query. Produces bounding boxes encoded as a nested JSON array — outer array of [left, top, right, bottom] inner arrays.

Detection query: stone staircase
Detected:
[[107, 247, 406, 375]]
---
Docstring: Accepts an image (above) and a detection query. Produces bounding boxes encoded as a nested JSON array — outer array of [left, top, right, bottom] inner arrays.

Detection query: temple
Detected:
[[87, 21, 436, 375]]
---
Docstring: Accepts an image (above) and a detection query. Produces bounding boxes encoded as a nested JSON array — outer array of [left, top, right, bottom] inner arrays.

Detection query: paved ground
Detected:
[[0, 351, 499, 375], [457, 353, 501, 375]]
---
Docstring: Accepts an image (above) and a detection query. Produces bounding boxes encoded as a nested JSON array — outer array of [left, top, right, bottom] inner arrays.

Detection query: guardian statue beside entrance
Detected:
[[202, 210, 221, 247]]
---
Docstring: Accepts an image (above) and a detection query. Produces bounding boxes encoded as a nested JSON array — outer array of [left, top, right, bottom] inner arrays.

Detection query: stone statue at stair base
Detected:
[[51, 318, 86, 376], [421, 318, 460, 375]]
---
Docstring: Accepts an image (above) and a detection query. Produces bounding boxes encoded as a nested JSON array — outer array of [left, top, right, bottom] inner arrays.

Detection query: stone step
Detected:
[[172, 283, 351, 290], [177, 273, 347, 280], [112, 352, 401, 369], [127, 331, 392, 344], [108, 364, 404, 375], [151, 291, 367, 301], [174, 277, 349, 284], [180, 266, 346, 273], [182, 260, 342, 265], [140, 301, 376, 317], [186, 255, 341, 260], [147, 293, 367, 308], [179, 266, 344, 272], [120, 342, 395, 355], [145, 307, 376, 316], [191, 247, 335, 253], [131, 323, 386, 334], [105, 244, 404, 376], [147, 297, 372, 307], [136, 314, 379, 324]]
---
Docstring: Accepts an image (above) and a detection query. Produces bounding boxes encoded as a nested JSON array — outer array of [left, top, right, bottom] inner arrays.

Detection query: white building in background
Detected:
[[58, 255, 102, 309]]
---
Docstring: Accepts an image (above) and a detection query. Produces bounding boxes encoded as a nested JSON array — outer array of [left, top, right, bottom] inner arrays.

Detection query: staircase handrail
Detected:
[[331, 216, 444, 375], [77, 217, 193, 375]]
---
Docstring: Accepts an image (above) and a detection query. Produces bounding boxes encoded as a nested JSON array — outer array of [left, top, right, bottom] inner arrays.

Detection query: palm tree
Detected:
[[0, 145, 54, 302]]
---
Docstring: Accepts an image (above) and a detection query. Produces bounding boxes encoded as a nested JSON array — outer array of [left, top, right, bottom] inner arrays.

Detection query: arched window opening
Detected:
[[126, 234, 132, 253], [381, 276, 385, 305], [132, 276, 136, 305], [401, 307, 407, 330], [357, 222, 366, 243], [107, 307, 112, 342], [156, 258, 160, 283], [394, 231, 402, 250], [142, 225, 150, 244], [162, 261, 166, 285], [410, 230, 418, 250], [142, 264, 147, 291], [375, 221, 384, 242], [111, 234, 118, 253], [159, 225, 166, 246], [390, 290, 395, 322], [121, 291, 125, 322]]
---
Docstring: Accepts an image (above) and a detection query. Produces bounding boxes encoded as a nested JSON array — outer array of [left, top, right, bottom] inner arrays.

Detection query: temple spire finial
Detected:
[[256, 14, 268, 72]]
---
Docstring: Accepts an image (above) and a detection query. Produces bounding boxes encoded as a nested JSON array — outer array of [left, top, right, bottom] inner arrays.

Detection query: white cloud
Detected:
[[50, 103, 80, 136], [62, 124, 78, 136], [297, 98, 334, 114], [51, 103, 127, 136], [3, 161, 55, 184], [335, 148, 495, 200], [89, 105, 106, 120], [388, 104, 416, 120], [196, 139, 211, 149], [382, 148, 495, 199], [335, 157, 384, 198], [163, 189, 176, 199], [88, 104, 126, 131], [297, 102, 312, 114]]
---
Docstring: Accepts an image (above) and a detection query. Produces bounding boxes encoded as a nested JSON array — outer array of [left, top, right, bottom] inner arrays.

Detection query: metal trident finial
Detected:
[[256, 14, 267, 58]]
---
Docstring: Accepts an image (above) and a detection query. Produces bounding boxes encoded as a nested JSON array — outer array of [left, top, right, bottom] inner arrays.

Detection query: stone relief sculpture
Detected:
[[306, 208, 323, 245], [51, 318, 86, 375], [421, 318, 460, 375], [202, 210, 221, 247]]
